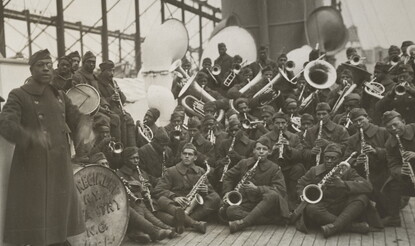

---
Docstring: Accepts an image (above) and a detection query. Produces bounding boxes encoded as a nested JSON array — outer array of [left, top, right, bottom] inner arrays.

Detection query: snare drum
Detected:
[[66, 84, 100, 115], [68, 165, 129, 246]]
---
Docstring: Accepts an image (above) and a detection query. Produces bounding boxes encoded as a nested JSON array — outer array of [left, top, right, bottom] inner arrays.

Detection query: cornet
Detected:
[[242, 119, 265, 130], [285, 60, 295, 72], [206, 65, 221, 85], [108, 141, 123, 154], [395, 81, 409, 96], [350, 55, 366, 66]]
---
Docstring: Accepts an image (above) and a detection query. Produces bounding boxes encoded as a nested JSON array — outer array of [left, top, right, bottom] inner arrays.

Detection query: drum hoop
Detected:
[[72, 164, 129, 246], [66, 84, 101, 115]]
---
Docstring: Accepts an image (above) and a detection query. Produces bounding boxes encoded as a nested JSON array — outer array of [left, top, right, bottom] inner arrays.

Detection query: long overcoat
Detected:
[[0, 78, 85, 245]]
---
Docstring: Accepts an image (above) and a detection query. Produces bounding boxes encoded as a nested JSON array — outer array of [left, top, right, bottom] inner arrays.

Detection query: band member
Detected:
[[344, 108, 390, 217], [303, 102, 350, 168], [297, 113, 314, 143], [0, 49, 91, 245], [276, 53, 288, 71], [215, 118, 255, 192], [51, 55, 74, 92], [203, 101, 226, 130], [234, 97, 267, 140], [296, 143, 373, 237], [0, 96, 4, 111], [117, 147, 175, 242], [376, 64, 415, 124], [214, 43, 233, 84], [88, 152, 109, 167], [400, 40, 414, 64], [98, 60, 136, 147], [164, 111, 188, 152], [221, 138, 289, 233], [332, 93, 361, 135], [202, 114, 227, 150], [200, 58, 220, 90], [284, 98, 302, 134], [67, 50, 81, 73], [386, 45, 401, 64], [259, 105, 275, 132], [136, 108, 160, 147], [73, 51, 100, 90], [381, 110, 415, 226], [344, 47, 367, 70], [176, 117, 214, 168], [249, 46, 277, 77], [196, 71, 224, 100], [154, 143, 221, 233], [227, 67, 254, 99], [327, 68, 358, 108], [259, 111, 306, 209]]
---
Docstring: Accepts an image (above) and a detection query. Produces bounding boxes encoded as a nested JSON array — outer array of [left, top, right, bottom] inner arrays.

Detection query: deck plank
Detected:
[[405, 199, 415, 246], [242, 225, 269, 246], [230, 226, 255, 246], [337, 233, 350, 246], [255, 225, 278, 246], [289, 229, 307, 246], [267, 224, 288, 245], [384, 227, 397, 246], [194, 224, 224, 246], [312, 230, 327, 246], [395, 211, 410, 246], [324, 233, 338, 246], [278, 225, 296, 245], [300, 230, 317, 246], [372, 231, 384, 246], [348, 232, 362, 246]]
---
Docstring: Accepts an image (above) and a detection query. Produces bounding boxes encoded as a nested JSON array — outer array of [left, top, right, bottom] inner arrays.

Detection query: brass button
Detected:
[[34, 100, 39, 104], [38, 114, 44, 120]]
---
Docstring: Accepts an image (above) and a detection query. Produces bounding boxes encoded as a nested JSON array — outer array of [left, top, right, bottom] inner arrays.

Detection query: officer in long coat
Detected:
[[0, 49, 89, 245]]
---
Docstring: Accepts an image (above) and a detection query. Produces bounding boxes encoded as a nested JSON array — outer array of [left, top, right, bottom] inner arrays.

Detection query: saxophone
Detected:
[[223, 157, 261, 206], [396, 134, 415, 189], [315, 120, 323, 166], [135, 164, 156, 212], [183, 162, 211, 214], [359, 127, 370, 181], [220, 136, 236, 182]]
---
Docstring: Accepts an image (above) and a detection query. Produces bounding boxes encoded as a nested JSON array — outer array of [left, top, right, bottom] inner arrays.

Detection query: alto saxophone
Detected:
[[183, 162, 211, 214], [135, 164, 156, 212], [359, 127, 370, 181], [223, 157, 261, 206], [220, 136, 236, 182], [315, 120, 323, 166], [395, 134, 415, 189]]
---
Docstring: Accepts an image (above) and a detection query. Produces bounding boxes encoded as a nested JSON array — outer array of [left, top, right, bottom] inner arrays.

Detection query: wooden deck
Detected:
[[122, 198, 415, 246]]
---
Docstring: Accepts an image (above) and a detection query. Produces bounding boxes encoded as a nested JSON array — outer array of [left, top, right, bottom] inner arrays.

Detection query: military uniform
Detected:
[[176, 134, 214, 168], [138, 143, 174, 180]]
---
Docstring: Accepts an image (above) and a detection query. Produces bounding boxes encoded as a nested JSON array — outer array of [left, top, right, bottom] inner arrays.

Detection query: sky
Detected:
[[3, 0, 415, 65]]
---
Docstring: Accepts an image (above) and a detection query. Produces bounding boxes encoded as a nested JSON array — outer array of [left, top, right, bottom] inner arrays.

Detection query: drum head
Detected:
[[66, 84, 100, 115], [68, 165, 129, 246]]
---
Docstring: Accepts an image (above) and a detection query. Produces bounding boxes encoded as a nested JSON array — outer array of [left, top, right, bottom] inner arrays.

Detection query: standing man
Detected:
[[73, 51, 99, 90], [67, 51, 81, 73], [214, 43, 233, 86], [0, 49, 91, 245], [221, 138, 289, 233], [51, 55, 74, 92], [249, 46, 277, 77]]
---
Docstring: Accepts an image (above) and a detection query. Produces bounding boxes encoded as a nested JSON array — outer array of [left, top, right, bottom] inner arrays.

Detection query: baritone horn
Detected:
[[364, 79, 385, 99], [109, 141, 124, 154], [285, 60, 296, 72]]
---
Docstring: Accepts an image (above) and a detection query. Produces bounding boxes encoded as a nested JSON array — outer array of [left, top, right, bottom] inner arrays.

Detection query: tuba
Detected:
[[223, 157, 260, 206], [183, 163, 211, 214], [178, 75, 225, 122], [301, 152, 356, 204], [137, 120, 153, 143]]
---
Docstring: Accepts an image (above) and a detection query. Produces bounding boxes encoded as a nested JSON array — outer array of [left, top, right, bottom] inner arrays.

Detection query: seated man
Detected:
[[296, 143, 372, 237], [153, 143, 221, 234], [117, 147, 175, 243], [88, 152, 109, 167], [136, 108, 160, 147], [221, 138, 290, 233], [382, 110, 415, 226]]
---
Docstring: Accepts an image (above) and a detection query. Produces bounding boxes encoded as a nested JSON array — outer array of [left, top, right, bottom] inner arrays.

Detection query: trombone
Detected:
[[207, 65, 221, 85]]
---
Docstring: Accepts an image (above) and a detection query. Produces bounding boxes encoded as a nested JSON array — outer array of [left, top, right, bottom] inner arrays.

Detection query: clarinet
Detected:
[[315, 120, 323, 166], [220, 136, 236, 182], [396, 134, 415, 189], [135, 164, 156, 212], [117, 175, 142, 203], [162, 150, 167, 178], [277, 130, 284, 160], [359, 127, 370, 181]]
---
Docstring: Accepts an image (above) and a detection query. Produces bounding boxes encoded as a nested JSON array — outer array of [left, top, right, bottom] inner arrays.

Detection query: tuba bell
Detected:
[[303, 59, 337, 90], [178, 75, 225, 121]]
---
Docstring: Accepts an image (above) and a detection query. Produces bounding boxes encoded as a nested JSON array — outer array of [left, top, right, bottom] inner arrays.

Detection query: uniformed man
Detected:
[[296, 144, 372, 237], [154, 143, 222, 234], [344, 108, 390, 217], [201, 114, 227, 151], [73, 51, 100, 90], [221, 138, 290, 233], [51, 55, 74, 92], [297, 113, 314, 144], [214, 43, 233, 85], [381, 110, 415, 226], [88, 152, 109, 167], [249, 46, 277, 77], [284, 98, 302, 134], [117, 147, 175, 243], [259, 111, 306, 209], [303, 102, 349, 169], [136, 108, 161, 147], [332, 93, 361, 136], [200, 58, 220, 90], [67, 50, 81, 73]]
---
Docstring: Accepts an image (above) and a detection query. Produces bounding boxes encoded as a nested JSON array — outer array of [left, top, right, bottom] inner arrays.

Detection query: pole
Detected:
[[101, 0, 109, 61], [56, 0, 65, 58]]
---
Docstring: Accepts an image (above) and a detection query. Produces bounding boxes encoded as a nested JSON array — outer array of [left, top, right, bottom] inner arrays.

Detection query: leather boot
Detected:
[[382, 215, 401, 227], [218, 206, 229, 224], [192, 221, 207, 234], [127, 231, 151, 243], [149, 229, 171, 242], [347, 222, 370, 234], [174, 207, 186, 234], [321, 223, 338, 238], [229, 219, 245, 234]]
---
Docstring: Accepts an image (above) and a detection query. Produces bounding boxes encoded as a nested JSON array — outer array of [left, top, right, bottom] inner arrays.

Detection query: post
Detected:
[[101, 0, 109, 61], [181, 0, 185, 23], [134, 0, 141, 71], [161, 0, 165, 23], [23, 10, 32, 57], [76, 22, 84, 56], [0, 2, 6, 57], [198, 4, 203, 59], [117, 30, 122, 63], [56, 0, 65, 58], [258, 0, 269, 50]]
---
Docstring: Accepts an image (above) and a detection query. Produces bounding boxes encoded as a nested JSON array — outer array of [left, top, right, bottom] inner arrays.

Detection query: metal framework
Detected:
[[0, 0, 221, 71]]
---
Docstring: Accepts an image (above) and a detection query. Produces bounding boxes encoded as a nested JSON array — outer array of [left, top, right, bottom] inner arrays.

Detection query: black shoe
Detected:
[[167, 229, 178, 239], [321, 223, 338, 238], [156, 229, 171, 241], [347, 222, 370, 234], [128, 231, 151, 243], [174, 207, 185, 234], [382, 216, 401, 227], [400, 196, 410, 209], [192, 221, 207, 234], [229, 220, 245, 234], [218, 206, 228, 224]]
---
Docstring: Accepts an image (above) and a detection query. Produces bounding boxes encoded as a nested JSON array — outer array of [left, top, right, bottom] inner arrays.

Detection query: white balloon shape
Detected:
[[147, 85, 177, 126]]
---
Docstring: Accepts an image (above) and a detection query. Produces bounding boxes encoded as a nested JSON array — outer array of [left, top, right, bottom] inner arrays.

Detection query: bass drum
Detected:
[[68, 165, 129, 246], [66, 84, 100, 115]]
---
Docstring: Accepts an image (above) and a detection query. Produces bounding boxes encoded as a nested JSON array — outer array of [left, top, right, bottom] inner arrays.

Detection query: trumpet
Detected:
[[350, 55, 366, 66], [395, 81, 409, 96], [242, 119, 265, 129], [301, 152, 356, 204], [396, 134, 415, 189], [220, 136, 236, 182], [315, 120, 323, 166], [108, 141, 124, 154], [223, 157, 260, 206], [285, 60, 295, 72]]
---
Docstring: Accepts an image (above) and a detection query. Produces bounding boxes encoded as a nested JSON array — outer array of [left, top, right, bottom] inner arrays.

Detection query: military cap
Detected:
[[401, 41, 414, 49], [122, 146, 139, 161], [226, 108, 239, 119], [154, 127, 170, 145], [261, 65, 273, 73], [146, 108, 160, 120], [187, 117, 201, 129], [197, 71, 208, 80], [344, 93, 361, 103], [218, 43, 226, 48], [203, 101, 217, 111], [170, 111, 185, 121], [203, 114, 216, 124], [182, 143, 197, 153], [273, 111, 288, 121], [67, 51, 80, 59], [388, 45, 400, 56], [301, 113, 314, 123], [82, 51, 96, 63], [341, 68, 353, 77], [99, 60, 115, 71], [58, 55, 72, 64], [202, 58, 212, 64], [382, 110, 402, 125], [228, 117, 240, 128], [324, 143, 342, 155], [257, 137, 272, 149], [234, 98, 249, 108], [89, 152, 106, 164], [28, 49, 51, 66], [349, 108, 368, 120], [316, 102, 331, 112], [346, 47, 357, 57], [278, 53, 287, 59], [258, 46, 268, 52], [260, 105, 275, 117], [284, 97, 298, 108]]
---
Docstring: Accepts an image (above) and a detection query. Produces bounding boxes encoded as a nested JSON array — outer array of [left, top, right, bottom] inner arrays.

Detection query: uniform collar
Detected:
[[402, 124, 415, 141], [314, 164, 328, 176], [323, 120, 336, 131], [119, 164, 135, 176], [176, 162, 200, 175], [364, 123, 378, 138], [21, 77, 47, 96], [269, 129, 289, 141], [247, 157, 271, 172]]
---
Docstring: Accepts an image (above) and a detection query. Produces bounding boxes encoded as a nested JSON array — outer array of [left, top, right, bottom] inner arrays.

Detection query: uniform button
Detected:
[[38, 114, 44, 119], [34, 100, 39, 104], [43, 130, 47, 134], [407, 107, 410, 110], [58, 99, 63, 103], [409, 95, 412, 99], [394, 97, 397, 101]]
